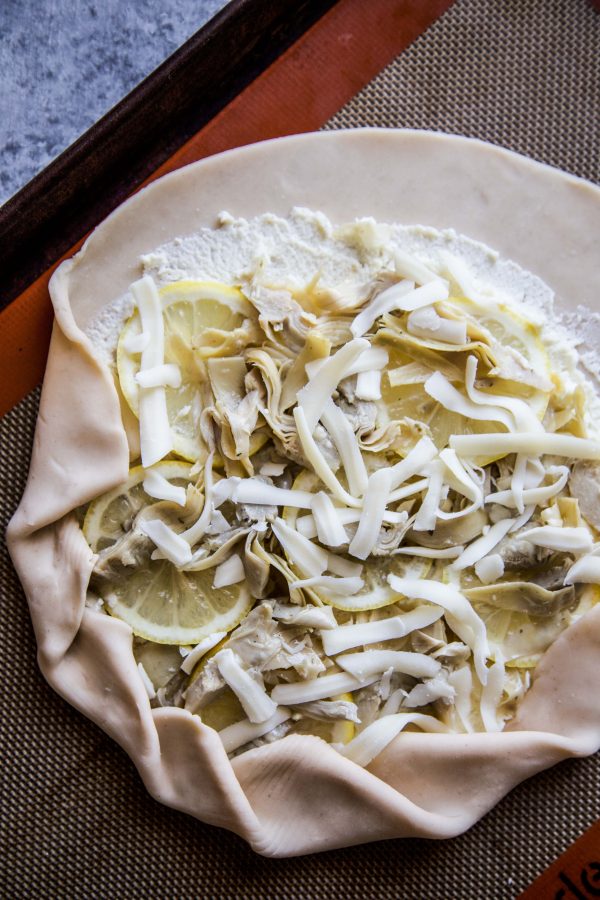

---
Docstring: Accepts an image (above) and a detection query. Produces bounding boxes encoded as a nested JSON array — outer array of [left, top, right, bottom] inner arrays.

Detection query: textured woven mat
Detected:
[[2, 0, 599, 896]]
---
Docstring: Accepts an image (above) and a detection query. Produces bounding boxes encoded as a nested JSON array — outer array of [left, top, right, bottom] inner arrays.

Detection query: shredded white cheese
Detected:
[[270, 671, 379, 705], [320, 606, 443, 656], [140, 519, 193, 567], [450, 433, 600, 459], [311, 491, 351, 548], [388, 577, 489, 684], [137, 662, 156, 700], [135, 363, 182, 389], [218, 708, 291, 754], [336, 649, 441, 680], [297, 338, 369, 431], [338, 713, 447, 767], [215, 649, 277, 724], [349, 467, 393, 560], [519, 526, 593, 554], [213, 554, 245, 589], [131, 276, 173, 467], [143, 469, 187, 507], [271, 518, 329, 578], [180, 632, 227, 674]]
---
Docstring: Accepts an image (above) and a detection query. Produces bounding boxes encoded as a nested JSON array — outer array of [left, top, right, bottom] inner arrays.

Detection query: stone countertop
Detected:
[[0, 0, 230, 205]]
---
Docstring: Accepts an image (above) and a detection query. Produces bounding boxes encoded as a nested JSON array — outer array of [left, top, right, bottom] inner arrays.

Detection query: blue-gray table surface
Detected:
[[0, 0, 230, 205]]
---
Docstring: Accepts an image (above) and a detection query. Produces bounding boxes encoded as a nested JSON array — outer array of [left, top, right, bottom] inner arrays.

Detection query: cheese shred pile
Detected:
[[84, 233, 600, 767]]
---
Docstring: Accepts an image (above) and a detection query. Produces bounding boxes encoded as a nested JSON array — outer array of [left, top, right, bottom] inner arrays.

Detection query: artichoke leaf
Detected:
[[407, 508, 488, 549], [465, 581, 577, 617]]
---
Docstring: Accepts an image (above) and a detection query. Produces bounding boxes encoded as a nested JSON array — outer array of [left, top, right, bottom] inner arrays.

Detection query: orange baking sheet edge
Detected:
[[518, 817, 600, 899], [0, 0, 454, 418]]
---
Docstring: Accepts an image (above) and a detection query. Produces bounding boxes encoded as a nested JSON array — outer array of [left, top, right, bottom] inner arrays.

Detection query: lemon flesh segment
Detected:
[[84, 461, 253, 645], [105, 563, 253, 646], [117, 281, 253, 462]]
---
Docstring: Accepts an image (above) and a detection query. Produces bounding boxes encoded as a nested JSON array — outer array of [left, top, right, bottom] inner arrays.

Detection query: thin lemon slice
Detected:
[[117, 280, 254, 462], [83, 460, 192, 552], [324, 555, 430, 612], [83, 462, 253, 645]]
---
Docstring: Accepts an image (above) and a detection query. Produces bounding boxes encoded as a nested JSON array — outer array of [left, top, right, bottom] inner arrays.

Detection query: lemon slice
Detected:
[[83, 460, 192, 551], [117, 281, 254, 462], [324, 555, 430, 612], [83, 462, 253, 645]]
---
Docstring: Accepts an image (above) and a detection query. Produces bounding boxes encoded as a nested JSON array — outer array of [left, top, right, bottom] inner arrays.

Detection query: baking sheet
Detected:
[[2, 0, 599, 895]]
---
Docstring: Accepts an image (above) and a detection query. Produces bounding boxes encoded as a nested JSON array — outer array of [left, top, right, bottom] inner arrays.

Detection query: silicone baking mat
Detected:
[[2, 0, 599, 895]]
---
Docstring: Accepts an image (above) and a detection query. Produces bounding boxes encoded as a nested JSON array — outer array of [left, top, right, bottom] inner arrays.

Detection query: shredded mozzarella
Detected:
[[519, 526, 593, 554], [320, 399, 369, 496], [294, 406, 361, 507], [219, 708, 292, 754], [351, 279, 450, 338], [425, 371, 513, 431], [272, 518, 329, 577], [140, 519, 193, 567], [132, 276, 173, 467], [216, 649, 277, 724], [393, 249, 441, 285], [311, 492, 349, 547], [137, 662, 156, 700], [327, 554, 364, 577], [229, 477, 315, 509], [258, 462, 287, 477], [388, 577, 489, 684], [404, 671, 456, 708], [355, 370, 382, 400], [336, 649, 441, 680], [393, 546, 464, 559], [289, 575, 364, 596], [440, 448, 483, 506], [450, 432, 600, 460], [412, 459, 445, 531], [447, 665, 474, 733], [451, 518, 514, 571], [320, 606, 443, 656], [213, 554, 245, 589], [123, 330, 150, 353], [270, 672, 379, 705], [135, 363, 182, 389], [350, 279, 414, 337], [143, 469, 187, 507], [480, 654, 506, 732], [464, 356, 542, 433], [486, 465, 570, 509], [349, 468, 393, 559], [565, 552, 600, 585], [475, 554, 505, 584], [407, 305, 467, 345], [338, 713, 447, 767], [180, 632, 227, 674], [296, 508, 406, 539], [389, 436, 438, 491], [297, 338, 369, 431]]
